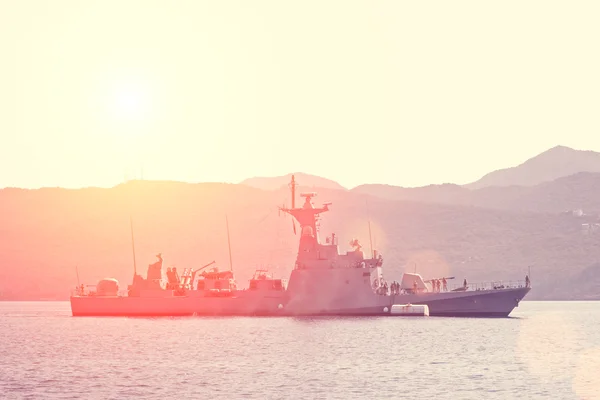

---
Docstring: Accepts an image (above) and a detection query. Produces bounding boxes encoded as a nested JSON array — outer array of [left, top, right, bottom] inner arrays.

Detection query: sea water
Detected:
[[1, 301, 599, 399]]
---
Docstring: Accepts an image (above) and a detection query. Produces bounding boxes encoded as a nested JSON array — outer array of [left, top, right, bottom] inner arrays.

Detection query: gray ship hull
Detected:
[[190, 292, 287, 316], [402, 287, 530, 317], [280, 287, 530, 317], [281, 269, 531, 317]]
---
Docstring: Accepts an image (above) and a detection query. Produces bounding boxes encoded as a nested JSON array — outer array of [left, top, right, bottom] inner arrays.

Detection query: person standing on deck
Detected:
[[442, 277, 447, 292]]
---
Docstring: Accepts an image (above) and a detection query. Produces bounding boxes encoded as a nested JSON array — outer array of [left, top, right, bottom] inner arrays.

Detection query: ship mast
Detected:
[[125, 175, 138, 279], [368, 219, 374, 259], [278, 175, 333, 270], [289, 174, 297, 209], [366, 198, 374, 259], [280, 175, 330, 244], [226, 215, 233, 272], [130, 214, 137, 277]]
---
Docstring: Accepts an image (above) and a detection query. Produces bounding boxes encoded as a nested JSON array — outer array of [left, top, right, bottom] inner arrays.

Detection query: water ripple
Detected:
[[1, 301, 600, 399]]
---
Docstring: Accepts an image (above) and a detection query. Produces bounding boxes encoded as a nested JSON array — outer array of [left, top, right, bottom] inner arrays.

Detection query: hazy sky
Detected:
[[1, 1, 599, 189]]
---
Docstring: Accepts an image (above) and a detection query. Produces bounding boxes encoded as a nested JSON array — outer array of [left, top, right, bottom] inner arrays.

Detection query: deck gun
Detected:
[[190, 260, 217, 285]]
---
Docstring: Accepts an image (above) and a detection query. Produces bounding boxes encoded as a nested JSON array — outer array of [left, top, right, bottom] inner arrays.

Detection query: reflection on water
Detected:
[[516, 302, 600, 399], [0, 301, 599, 399], [573, 347, 600, 399], [517, 310, 582, 384]]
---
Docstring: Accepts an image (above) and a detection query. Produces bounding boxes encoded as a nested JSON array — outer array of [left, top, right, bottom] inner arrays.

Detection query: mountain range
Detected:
[[465, 145, 600, 189], [1, 145, 600, 301], [240, 172, 346, 191]]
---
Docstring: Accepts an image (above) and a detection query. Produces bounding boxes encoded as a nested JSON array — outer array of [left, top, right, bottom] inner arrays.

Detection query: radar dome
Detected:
[[96, 278, 119, 296]]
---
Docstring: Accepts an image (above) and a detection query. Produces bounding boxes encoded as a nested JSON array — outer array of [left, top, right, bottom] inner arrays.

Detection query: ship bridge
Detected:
[[295, 231, 383, 270]]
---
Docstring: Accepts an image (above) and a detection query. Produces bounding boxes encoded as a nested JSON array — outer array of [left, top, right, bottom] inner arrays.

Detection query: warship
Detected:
[[70, 175, 531, 317], [277, 176, 531, 317], [70, 256, 287, 317]]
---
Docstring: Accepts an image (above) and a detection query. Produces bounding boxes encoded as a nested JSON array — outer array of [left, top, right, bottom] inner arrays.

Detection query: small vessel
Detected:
[[70, 175, 531, 317]]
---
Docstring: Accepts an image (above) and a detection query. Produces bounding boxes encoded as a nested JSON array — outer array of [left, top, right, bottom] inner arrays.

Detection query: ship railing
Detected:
[[71, 289, 96, 296], [441, 280, 528, 293], [70, 287, 130, 297], [70, 285, 96, 297]]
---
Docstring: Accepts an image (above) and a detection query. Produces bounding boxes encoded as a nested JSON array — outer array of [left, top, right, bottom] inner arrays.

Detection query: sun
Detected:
[[116, 90, 143, 115], [104, 77, 153, 124], [95, 74, 163, 142], [112, 84, 148, 121]]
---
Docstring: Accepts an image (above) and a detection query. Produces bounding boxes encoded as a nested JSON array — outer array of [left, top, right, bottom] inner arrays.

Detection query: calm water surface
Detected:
[[1, 301, 599, 399]]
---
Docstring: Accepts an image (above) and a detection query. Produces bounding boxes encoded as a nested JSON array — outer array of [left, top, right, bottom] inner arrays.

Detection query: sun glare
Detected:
[[112, 85, 148, 121], [116, 90, 142, 115]]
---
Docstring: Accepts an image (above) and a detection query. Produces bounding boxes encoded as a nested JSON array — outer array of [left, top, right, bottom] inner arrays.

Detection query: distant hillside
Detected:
[[240, 172, 346, 191], [1, 179, 600, 301], [353, 172, 600, 215], [552, 262, 600, 300], [465, 145, 600, 189], [352, 183, 471, 206]]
